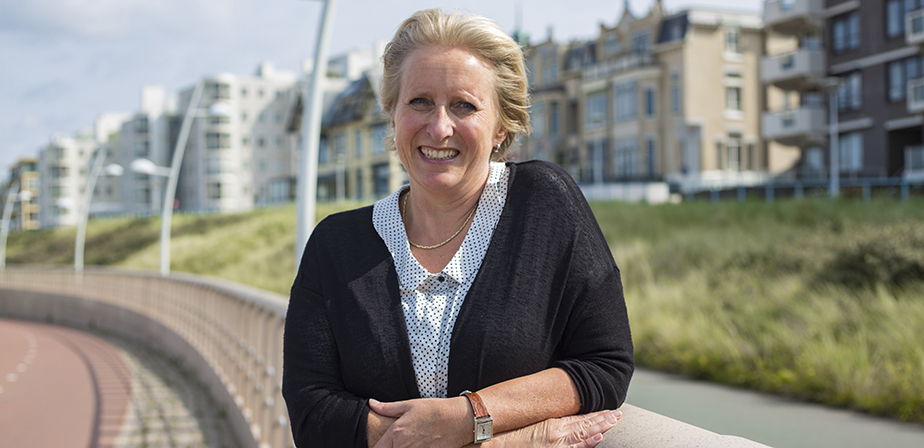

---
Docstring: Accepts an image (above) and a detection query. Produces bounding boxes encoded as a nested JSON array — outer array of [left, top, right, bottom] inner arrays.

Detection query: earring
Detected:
[[492, 146, 498, 153]]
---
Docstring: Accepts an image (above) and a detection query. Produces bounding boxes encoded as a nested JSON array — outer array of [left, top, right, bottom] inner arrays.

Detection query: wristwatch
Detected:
[[462, 391, 493, 443]]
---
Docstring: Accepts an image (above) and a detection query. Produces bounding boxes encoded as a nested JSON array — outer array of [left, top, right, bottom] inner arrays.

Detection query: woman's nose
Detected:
[[426, 107, 453, 141]]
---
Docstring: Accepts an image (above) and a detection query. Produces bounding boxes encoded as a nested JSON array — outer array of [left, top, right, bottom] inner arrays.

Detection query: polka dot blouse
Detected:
[[372, 162, 509, 398]]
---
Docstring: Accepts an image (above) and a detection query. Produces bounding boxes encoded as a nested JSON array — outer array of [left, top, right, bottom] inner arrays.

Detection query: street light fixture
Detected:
[[75, 146, 123, 274], [0, 180, 20, 271], [296, 0, 339, 272], [135, 82, 232, 276]]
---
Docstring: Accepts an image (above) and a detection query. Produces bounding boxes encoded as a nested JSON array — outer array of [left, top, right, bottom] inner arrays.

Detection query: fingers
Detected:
[[368, 398, 410, 418], [562, 410, 622, 446]]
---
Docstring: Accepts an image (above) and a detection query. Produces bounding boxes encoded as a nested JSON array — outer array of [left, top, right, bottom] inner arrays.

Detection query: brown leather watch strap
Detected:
[[464, 392, 489, 418]]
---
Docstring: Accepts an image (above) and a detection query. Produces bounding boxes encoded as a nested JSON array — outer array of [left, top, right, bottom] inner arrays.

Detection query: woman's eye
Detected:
[[455, 102, 476, 112], [409, 98, 428, 106]]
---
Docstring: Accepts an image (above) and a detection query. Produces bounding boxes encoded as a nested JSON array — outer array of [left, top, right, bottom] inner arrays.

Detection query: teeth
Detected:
[[420, 147, 459, 160]]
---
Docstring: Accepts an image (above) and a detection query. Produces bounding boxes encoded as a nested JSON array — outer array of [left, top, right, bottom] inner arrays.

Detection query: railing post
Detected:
[[737, 186, 745, 202], [902, 182, 910, 201], [862, 182, 871, 204], [795, 183, 803, 200], [710, 189, 719, 204], [765, 184, 775, 204]]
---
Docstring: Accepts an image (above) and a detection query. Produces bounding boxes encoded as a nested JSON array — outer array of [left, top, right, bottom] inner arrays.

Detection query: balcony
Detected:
[[763, 0, 824, 35], [908, 78, 924, 113], [762, 107, 826, 147], [761, 48, 826, 91], [908, 9, 924, 46]]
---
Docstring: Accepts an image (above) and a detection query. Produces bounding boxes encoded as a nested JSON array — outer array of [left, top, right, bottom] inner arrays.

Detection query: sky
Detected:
[[0, 0, 762, 182]]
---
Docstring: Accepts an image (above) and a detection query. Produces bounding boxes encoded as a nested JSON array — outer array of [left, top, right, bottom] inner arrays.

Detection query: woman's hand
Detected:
[[487, 409, 622, 448], [370, 397, 473, 448]]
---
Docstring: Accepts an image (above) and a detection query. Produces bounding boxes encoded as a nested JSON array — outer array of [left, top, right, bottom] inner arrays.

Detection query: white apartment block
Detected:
[[37, 133, 96, 228], [173, 63, 299, 213]]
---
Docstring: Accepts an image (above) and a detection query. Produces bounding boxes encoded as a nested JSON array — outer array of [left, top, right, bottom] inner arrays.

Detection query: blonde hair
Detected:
[[379, 8, 531, 161]]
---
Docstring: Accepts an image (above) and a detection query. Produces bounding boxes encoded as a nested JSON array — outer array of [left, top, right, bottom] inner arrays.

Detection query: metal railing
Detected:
[[0, 267, 290, 448], [0, 266, 771, 448]]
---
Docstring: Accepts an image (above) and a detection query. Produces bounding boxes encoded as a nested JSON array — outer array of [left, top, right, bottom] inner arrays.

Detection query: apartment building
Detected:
[[521, 1, 775, 190], [314, 70, 406, 202], [37, 133, 96, 228], [0, 158, 41, 231], [763, 0, 924, 182], [172, 63, 299, 213]]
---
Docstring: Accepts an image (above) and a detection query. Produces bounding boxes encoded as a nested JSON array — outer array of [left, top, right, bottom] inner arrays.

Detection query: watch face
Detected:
[[475, 419, 493, 443]]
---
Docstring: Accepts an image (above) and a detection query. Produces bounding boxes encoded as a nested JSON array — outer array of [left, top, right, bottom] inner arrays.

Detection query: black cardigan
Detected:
[[283, 161, 634, 448]]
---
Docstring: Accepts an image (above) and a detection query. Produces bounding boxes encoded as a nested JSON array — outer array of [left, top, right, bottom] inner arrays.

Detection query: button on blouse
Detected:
[[372, 162, 509, 398]]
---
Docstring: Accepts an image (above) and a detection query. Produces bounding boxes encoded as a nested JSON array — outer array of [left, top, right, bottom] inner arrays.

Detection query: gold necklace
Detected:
[[401, 189, 478, 250]]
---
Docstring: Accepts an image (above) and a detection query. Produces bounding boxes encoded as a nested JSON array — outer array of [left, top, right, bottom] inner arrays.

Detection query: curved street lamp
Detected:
[[296, 0, 339, 272], [0, 180, 20, 271], [135, 83, 232, 276], [75, 146, 123, 275]]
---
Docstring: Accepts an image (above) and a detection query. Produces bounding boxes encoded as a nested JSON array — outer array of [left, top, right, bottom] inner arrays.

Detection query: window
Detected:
[[614, 138, 639, 179], [837, 72, 862, 111], [606, 34, 621, 54], [585, 92, 607, 129], [532, 103, 546, 138], [727, 133, 742, 172], [374, 163, 390, 197], [51, 166, 69, 178], [372, 124, 388, 154], [887, 0, 924, 39], [208, 182, 222, 200], [644, 87, 656, 118], [726, 87, 742, 111], [241, 112, 248, 122], [631, 30, 650, 54], [332, 133, 346, 160], [748, 143, 757, 171], [319, 137, 328, 164], [355, 130, 363, 158], [832, 12, 860, 53], [355, 168, 363, 200], [206, 82, 230, 100], [275, 136, 283, 148], [541, 50, 558, 84], [890, 55, 924, 102], [257, 137, 266, 148], [207, 132, 230, 149], [550, 101, 560, 137], [889, 60, 905, 101], [241, 87, 248, 97], [671, 72, 681, 115], [242, 136, 250, 146], [838, 132, 864, 173], [615, 81, 638, 122], [726, 27, 741, 54], [209, 116, 230, 125], [274, 113, 282, 123]]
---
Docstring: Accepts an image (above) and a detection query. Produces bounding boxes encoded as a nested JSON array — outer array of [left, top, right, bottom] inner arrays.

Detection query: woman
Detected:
[[283, 9, 633, 448]]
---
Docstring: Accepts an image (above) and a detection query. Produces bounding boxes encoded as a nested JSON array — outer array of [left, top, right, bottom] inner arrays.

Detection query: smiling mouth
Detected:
[[419, 147, 459, 160]]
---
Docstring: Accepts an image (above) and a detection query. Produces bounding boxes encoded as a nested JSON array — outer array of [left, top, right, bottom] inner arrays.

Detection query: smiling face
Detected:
[[392, 45, 507, 198]]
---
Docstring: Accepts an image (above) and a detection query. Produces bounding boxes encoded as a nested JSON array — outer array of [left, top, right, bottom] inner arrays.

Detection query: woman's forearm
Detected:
[[475, 367, 581, 435]]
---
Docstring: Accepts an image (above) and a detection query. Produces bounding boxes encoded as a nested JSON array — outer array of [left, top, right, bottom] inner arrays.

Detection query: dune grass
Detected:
[[6, 197, 924, 422]]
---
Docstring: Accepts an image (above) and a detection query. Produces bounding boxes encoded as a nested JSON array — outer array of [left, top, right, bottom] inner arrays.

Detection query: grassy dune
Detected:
[[6, 198, 924, 422]]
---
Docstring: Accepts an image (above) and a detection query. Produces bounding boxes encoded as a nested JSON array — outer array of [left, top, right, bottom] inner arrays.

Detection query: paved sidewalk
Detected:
[[0, 318, 242, 448]]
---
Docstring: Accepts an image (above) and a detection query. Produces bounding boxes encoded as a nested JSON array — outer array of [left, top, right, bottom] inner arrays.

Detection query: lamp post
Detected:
[[75, 147, 123, 274], [0, 180, 19, 271], [131, 93, 229, 276], [296, 0, 339, 271], [826, 77, 840, 199]]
